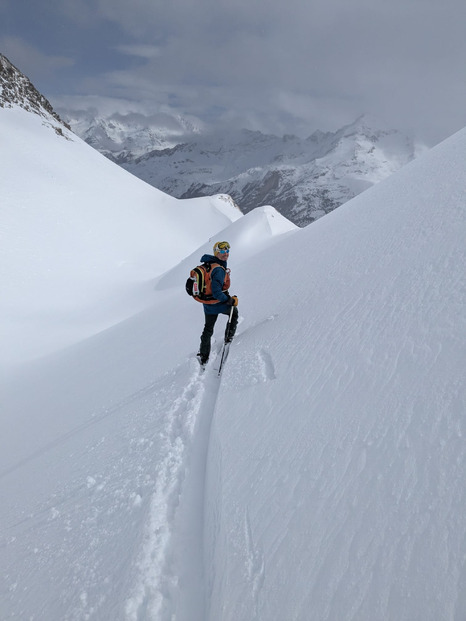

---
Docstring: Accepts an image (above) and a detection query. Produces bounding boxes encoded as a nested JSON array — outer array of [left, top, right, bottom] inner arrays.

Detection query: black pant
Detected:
[[199, 307, 238, 358]]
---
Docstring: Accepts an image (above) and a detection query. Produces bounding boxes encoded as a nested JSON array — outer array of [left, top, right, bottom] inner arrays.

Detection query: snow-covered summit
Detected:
[[60, 106, 202, 159]]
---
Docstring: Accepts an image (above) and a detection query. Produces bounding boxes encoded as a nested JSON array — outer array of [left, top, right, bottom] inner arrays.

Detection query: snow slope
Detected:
[[0, 199, 295, 621], [0, 106, 240, 368], [204, 128, 466, 620], [1, 105, 465, 621]]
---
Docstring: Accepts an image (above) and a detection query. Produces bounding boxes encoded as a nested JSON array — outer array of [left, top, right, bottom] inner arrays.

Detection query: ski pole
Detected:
[[225, 304, 234, 341], [218, 305, 234, 376]]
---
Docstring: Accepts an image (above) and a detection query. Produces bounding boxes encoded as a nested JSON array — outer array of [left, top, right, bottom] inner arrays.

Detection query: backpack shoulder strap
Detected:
[[206, 261, 225, 273]]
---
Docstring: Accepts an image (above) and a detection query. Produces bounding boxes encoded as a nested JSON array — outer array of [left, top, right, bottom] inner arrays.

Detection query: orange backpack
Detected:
[[186, 262, 231, 304]]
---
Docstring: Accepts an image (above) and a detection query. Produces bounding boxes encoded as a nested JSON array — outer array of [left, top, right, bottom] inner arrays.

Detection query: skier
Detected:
[[196, 241, 238, 365]]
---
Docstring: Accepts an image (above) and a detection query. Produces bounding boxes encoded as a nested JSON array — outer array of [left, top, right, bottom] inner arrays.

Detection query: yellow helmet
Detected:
[[213, 241, 230, 254]]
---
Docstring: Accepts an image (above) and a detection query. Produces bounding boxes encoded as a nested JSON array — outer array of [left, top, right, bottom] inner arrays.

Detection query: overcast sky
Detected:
[[1, 0, 465, 145]]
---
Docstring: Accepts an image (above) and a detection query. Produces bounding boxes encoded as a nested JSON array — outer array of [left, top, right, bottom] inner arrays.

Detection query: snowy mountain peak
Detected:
[[59, 107, 203, 160], [0, 53, 70, 134], [62, 103, 428, 226], [105, 119, 426, 226], [334, 114, 407, 151]]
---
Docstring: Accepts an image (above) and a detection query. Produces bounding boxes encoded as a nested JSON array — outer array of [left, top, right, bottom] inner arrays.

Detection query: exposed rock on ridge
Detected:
[[0, 53, 70, 134]]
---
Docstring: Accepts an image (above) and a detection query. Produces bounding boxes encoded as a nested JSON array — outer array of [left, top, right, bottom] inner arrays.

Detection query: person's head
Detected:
[[213, 241, 230, 260]]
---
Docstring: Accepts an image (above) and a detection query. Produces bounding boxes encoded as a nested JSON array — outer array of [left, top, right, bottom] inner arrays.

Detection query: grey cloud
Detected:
[[0, 37, 75, 80], [4, 0, 466, 145]]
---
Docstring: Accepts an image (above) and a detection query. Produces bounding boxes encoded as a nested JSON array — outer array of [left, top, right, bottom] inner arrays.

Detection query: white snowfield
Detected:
[[0, 106, 241, 369], [0, 104, 465, 621]]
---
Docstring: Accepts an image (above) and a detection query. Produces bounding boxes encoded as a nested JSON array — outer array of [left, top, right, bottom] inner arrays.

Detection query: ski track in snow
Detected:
[[1, 351, 225, 621], [126, 347, 225, 621], [1, 327, 265, 621]]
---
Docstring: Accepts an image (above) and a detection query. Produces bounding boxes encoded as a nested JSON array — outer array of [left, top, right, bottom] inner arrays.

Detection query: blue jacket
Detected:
[[200, 254, 231, 315]]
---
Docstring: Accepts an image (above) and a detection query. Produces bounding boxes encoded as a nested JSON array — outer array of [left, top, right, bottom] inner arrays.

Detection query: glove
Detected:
[[228, 295, 238, 307]]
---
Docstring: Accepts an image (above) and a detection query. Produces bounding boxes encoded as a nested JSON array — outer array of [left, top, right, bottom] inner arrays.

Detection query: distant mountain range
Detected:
[[0, 51, 426, 228], [62, 108, 427, 226], [62, 107, 200, 158]]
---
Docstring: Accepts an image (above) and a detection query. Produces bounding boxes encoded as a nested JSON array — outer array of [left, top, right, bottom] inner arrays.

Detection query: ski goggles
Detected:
[[214, 241, 230, 253]]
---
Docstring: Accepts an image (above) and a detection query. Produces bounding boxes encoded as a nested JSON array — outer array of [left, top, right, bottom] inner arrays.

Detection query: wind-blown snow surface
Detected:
[[1, 114, 465, 621], [204, 130, 466, 621], [0, 106, 240, 368]]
